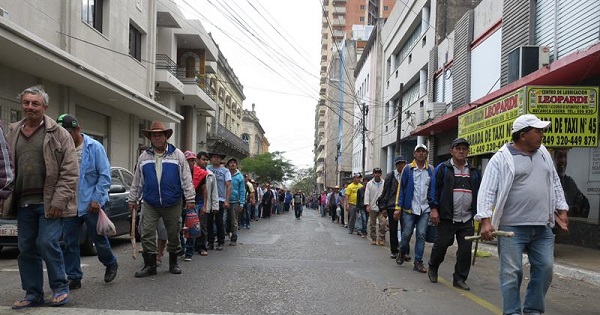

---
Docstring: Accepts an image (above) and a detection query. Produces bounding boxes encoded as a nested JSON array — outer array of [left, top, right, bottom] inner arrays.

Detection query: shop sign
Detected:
[[458, 86, 599, 156], [458, 88, 525, 155]]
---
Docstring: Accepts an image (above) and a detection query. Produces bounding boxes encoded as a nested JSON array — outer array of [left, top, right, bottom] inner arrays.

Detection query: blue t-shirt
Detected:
[[208, 165, 231, 202]]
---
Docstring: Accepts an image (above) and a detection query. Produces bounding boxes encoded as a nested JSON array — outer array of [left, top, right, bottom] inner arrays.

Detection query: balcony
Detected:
[[332, 6, 346, 14], [332, 18, 345, 27], [155, 54, 184, 93], [175, 71, 217, 113], [207, 123, 250, 158], [332, 29, 345, 38]]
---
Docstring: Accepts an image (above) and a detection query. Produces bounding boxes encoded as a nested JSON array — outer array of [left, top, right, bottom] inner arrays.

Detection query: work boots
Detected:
[[169, 252, 182, 274], [134, 253, 157, 278]]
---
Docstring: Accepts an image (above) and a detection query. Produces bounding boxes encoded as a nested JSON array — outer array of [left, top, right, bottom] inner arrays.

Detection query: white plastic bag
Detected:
[[336, 206, 341, 217], [97, 209, 116, 236]]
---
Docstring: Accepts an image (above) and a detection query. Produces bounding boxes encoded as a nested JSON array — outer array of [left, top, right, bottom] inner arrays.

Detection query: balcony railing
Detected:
[[208, 123, 249, 156], [155, 54, 177, 77], [176, 71, 216, 102]]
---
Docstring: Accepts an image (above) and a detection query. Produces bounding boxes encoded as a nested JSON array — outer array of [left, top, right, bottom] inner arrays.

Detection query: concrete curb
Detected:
[[476, 243, 600, 287]]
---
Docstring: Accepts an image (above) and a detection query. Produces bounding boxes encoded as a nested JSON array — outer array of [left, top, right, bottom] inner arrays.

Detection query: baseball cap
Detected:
[[372, 167, 382, 173], [452, 138, 470, 148], [184, 150, 196, 160], [414, 144, 428, 151], [352, 173, 362, 178], [512, 114, 551, 133], [394, 155, 407, 164], [56, 114, 78, 129], [227, 157, 238, 164]]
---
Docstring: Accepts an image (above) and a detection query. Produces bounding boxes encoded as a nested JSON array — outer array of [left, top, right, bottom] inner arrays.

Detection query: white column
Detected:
[[421, 6, 430, 35]]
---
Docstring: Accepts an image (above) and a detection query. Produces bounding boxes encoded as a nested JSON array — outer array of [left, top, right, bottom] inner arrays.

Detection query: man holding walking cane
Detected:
[[476, 114, 569, 315]]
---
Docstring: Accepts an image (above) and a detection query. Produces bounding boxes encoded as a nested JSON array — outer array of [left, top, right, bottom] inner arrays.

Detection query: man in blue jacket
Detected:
[[395, 144, 434, 273], [227, 158, 245, 246], [58, 114, 118, 289], [128, 121, 195, 277]]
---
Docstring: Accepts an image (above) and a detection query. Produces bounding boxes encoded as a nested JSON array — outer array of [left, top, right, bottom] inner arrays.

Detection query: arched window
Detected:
[[241, 133, 250, 143]]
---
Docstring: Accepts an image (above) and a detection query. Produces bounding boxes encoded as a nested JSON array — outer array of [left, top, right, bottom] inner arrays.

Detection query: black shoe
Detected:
[[208, 243, 215, 250], [216, 244, 224, 251], [390, 252, 398, 259], [453, 280, 470, 291], [104, 262, 118, 283], [169, 253, 182, 274], [404, 255, 412, 262], [135, 253, 157, 278], [396, 252, 406, 265], [68, 280, 81, 290], [428, 267, 438, 283]]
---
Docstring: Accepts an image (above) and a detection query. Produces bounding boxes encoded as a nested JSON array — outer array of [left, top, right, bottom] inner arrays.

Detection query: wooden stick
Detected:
[[472, 223, 482, 266], [465, 230, 515, 241], [130, 210, 137, 260]]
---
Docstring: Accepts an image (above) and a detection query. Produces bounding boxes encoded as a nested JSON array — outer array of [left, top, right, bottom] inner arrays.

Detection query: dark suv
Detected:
[[0, 166, 138, 256]]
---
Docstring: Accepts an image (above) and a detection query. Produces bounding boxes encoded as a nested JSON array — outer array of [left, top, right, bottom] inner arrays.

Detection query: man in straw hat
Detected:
[[128, 121, 195, 277]]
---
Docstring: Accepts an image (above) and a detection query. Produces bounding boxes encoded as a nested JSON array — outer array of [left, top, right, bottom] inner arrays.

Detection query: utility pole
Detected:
[[395, 83, 404, 155], [361, 102, 368, 176]]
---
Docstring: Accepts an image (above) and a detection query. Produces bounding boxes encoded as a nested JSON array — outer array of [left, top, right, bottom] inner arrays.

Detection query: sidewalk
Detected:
[[476, 241, 600, 286]]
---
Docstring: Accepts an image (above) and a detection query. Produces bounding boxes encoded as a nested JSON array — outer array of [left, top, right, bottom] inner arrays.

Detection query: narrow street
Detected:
[[0, 208, 597, 314]]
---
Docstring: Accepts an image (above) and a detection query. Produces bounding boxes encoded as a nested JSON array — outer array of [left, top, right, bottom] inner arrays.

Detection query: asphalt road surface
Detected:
[[0, 207, 597, 314]]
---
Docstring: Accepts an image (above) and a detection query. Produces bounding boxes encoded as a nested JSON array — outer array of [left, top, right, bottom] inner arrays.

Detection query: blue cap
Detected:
[[394, 155, 407, 164]]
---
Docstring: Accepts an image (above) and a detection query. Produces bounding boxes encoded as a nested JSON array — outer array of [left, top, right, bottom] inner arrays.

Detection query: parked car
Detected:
[[0, 167, 139, 256]]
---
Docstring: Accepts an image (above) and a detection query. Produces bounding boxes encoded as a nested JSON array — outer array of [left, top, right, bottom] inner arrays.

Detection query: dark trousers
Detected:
[[428, 219, 474, 283], [330, 204, 337, 222], [195, 210, 208, 252], [294, 203, 302, 218], [284, 203, 290, 212], [262, 203, 272, 218], [207, 201, 225, 245], [386, 208, 399, 254]]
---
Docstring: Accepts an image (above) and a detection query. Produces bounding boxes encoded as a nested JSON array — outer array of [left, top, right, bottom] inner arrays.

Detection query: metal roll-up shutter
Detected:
[[557, 0, 599, 58], [535, 0, 555, 56], [444, 72, 453, 104], [75, 106, 108, 144], [435, 75, 444, 103]]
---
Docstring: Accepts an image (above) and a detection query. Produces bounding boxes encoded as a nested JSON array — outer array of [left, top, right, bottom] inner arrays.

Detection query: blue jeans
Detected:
[[17, 204, 68, 298], [498, 225, 554, 315], [242, 203, 252, 228], [400, 211, 429, 263], [182, 208, 197, 257], [63, 212, 117, 281], [357, 208, 367, 234]]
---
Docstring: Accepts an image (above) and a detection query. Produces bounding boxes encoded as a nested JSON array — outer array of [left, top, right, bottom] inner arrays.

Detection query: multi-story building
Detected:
[[242, 103, 269, 157], [0, 0, 250, 171], [315, 0, 395, 190], [206, 49, 249, 160]]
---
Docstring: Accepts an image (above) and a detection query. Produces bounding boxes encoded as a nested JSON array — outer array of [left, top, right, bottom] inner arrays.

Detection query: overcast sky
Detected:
[[176, 0, 322, 169]]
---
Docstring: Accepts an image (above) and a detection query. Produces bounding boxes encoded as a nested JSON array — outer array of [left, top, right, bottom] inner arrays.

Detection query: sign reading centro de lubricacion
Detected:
[[458, 86, 598, 156]]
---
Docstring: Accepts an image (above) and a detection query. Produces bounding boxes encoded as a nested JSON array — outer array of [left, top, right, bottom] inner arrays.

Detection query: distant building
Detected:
[[242, 103, 269, 157]]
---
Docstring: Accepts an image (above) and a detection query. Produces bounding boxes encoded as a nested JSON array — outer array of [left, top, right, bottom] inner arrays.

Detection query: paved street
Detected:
[[0, 208, 598, 315]]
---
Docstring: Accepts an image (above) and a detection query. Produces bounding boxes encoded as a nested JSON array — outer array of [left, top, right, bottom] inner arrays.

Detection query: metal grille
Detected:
[[0, 97, 22, 123], [451, 10, 473, 110]]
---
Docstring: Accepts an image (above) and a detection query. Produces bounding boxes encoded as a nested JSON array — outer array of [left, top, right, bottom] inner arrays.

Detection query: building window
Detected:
[[360, 5, 365, 10], [242, 133, 250, 143], [81, 0, 103, 32], [384, 6, 389, 11], [360, 17, 365, 22], [129, 24, 142, 61]]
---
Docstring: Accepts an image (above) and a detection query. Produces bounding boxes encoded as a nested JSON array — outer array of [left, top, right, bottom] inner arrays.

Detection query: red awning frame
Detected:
[[412, 42, 600, 136]]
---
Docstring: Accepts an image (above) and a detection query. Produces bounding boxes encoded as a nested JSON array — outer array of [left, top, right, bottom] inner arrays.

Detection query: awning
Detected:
[[412, 42, 600, 136]]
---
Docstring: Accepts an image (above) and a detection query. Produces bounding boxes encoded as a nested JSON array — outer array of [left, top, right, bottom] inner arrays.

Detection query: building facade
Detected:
[[242, 103, 269, 157]]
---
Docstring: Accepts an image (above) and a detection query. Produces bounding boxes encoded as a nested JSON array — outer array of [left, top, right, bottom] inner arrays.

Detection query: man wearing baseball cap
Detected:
[[378, 155, 407, 258], [476, 114, 568, 314], [428, 137, 481, 290]]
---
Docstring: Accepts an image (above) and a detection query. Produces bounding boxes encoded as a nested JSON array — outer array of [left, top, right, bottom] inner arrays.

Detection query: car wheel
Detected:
[[79, 223, 97, 256]]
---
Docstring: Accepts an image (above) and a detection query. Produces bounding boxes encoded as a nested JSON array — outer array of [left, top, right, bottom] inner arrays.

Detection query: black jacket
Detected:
[[378, 171, 399, 210], [428, 159, 481, 220]]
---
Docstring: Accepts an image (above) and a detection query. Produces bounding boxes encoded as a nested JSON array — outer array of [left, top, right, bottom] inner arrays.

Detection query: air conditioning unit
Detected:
[[507, 46, 550, 83]]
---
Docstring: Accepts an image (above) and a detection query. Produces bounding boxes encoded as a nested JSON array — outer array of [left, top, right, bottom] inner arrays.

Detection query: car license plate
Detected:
[[0, 224, 18, 236]]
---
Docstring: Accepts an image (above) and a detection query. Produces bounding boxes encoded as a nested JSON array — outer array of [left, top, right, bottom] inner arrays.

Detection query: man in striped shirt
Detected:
[[427, 138, 481, 291]]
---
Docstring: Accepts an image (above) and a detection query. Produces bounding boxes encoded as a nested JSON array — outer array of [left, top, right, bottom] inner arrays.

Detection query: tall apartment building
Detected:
[[315, 0, 395, 191]]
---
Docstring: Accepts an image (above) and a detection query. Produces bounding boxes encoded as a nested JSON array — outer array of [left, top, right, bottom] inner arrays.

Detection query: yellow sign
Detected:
[[528, 87, 598, 147], [458, 86, 599, 156], [458, 88, 525, 155]]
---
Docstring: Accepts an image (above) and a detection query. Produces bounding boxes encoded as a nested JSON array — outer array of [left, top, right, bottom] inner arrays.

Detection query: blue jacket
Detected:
[[397, 161, 434, 211], [128, 144, 195, 208], [284, 192, 293, 203], [229, 170, 246, 206], [77, 134, 111, 216]]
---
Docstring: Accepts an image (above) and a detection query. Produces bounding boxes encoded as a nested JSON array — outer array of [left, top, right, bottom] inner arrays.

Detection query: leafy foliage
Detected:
[[290, 167, 316, 193], [240, 152, 295, 184]]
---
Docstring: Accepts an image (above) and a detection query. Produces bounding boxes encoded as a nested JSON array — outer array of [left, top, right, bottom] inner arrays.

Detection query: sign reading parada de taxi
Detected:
[[458, 86, 598, 156]]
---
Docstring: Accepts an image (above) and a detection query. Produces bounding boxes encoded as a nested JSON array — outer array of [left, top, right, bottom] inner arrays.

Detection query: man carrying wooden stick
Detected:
[[476, 114, 569, 315]]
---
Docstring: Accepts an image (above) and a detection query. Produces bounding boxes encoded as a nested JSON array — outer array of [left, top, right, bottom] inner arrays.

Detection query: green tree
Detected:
[[240, 152, 295, 184], [291, 167, 316, 193]]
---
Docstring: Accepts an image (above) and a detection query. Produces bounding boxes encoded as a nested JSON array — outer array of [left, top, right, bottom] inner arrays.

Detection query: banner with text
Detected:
[[458, 88, 525, 155], [458, 86, 599, 156]]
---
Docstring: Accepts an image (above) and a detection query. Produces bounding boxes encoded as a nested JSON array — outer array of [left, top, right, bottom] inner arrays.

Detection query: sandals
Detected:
[[50, 291, 69, 307], [12, 296, 44, 309]]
